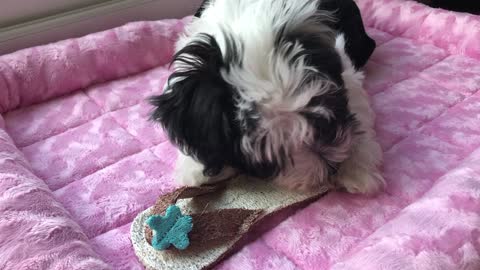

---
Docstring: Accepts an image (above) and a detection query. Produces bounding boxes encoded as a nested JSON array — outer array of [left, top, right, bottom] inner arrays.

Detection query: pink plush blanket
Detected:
[[1, 0, 479, 269]]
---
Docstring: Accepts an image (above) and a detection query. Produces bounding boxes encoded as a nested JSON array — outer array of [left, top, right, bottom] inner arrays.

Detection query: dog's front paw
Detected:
[[174, 167, 209, 187], [336, 131, 385, 194], [174, 153, 210, 187], [337, 167, 385, 195]]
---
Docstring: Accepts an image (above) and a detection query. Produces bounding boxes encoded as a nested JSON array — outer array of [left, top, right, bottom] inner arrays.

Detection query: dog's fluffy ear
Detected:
[[319, 0, 376, 69], [149, 35, 237, 176]]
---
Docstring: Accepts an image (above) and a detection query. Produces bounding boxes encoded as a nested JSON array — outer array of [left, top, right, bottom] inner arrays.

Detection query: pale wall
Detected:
[[0, 0, 107, 27], [0, 0, 202, 55]]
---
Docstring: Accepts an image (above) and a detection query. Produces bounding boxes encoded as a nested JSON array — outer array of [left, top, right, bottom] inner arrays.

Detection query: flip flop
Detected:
[[131, 176, 327, 270]]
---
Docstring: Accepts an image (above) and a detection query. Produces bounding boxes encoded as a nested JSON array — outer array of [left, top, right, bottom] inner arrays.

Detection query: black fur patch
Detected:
[[319, 0, 376, 69], [194, 0, 211, 18]]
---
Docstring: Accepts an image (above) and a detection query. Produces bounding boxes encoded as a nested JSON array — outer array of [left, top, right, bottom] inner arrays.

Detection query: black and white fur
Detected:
[[150, 0, 384, 194]]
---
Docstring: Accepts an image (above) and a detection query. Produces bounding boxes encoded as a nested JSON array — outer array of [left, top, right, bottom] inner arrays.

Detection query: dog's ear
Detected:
[[149, 35, 237, 176], [320, 0, 376, 69]]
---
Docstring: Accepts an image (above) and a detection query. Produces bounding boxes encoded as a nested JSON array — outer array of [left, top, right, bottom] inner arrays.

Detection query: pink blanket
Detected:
[[1, 0, 479, 269]]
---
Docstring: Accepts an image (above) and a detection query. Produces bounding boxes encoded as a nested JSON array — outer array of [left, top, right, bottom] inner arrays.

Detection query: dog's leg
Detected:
[[332, 35, 385, 195]]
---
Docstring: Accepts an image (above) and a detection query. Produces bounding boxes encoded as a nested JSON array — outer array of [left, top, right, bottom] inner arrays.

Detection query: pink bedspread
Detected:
[[1, 0, 479, 269]]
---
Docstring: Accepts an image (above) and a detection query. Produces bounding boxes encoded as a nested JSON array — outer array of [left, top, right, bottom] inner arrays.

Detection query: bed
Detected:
[[0, 0, 479, 269]]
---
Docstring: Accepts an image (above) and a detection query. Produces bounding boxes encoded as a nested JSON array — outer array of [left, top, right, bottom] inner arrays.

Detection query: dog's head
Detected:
[[150, 8, 359, 183]]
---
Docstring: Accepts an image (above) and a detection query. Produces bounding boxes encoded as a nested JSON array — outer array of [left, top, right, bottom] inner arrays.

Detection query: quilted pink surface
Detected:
[[1, 0, 479, 269]]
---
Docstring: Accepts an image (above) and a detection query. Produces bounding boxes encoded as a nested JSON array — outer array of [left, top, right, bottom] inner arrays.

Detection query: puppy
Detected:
[[150, 0, 384, 194]]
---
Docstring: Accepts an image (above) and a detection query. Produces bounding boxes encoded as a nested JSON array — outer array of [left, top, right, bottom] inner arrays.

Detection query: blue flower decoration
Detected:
[[146, 205, 193, 251]]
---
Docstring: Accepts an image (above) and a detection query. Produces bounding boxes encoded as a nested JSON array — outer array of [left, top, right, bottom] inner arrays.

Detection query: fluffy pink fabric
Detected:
[[0, 1, 479, 269]]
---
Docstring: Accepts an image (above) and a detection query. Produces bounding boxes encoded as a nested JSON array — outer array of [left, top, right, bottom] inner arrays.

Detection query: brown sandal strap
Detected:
[[145, 184, 263, 248], [150, 184, 226, 215]]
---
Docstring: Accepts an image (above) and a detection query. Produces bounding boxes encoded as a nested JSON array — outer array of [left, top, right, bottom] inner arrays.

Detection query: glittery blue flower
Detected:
[[146, 205, 193, 251]]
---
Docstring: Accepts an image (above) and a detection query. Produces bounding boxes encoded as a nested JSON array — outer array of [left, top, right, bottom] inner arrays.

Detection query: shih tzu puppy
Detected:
[[150, 0, 384, 194]]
